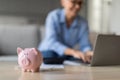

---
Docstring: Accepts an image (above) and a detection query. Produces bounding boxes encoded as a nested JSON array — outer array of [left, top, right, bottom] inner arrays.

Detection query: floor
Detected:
[[0, 61, 120, 80]]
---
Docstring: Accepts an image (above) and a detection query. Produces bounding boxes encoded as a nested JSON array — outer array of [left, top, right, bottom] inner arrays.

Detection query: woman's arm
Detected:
[[45, 12, 68, 56], [78, 21, 93, 63]]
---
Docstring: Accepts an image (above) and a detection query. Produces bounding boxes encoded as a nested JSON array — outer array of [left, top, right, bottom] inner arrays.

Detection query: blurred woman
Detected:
[[38, 0, 93, 63]]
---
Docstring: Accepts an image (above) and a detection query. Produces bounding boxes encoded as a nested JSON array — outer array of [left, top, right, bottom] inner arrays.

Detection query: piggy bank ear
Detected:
[[17, 47, 23, 55], [32, 48, 39, 55]]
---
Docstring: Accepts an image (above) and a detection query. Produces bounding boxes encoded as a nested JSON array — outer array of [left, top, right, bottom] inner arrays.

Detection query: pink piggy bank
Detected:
[[17, 47, 43, 72]]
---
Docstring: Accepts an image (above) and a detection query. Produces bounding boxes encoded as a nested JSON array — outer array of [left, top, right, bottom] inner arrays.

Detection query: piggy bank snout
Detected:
[[21, 58, 31, 67]]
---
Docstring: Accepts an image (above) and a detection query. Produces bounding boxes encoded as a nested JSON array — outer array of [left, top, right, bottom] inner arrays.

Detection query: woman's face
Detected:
[[61, 0, 83, 17]]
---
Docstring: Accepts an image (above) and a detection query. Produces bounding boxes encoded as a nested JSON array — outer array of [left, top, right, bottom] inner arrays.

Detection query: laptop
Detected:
[[91, 34, 120, 66]]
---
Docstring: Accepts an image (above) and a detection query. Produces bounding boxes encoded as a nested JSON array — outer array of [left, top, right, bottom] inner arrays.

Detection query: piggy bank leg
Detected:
[[36, 67, 40, 72], [22, 68, 27, 72], [31, 67, 39, 72], [27, 69, 31, 72]]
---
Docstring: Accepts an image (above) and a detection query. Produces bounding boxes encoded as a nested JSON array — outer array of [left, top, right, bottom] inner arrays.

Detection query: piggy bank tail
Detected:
[[22, 58, 31, 67]]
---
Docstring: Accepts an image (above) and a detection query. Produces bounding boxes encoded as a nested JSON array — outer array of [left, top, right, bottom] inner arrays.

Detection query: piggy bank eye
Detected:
[[18, 52, 25, 59]]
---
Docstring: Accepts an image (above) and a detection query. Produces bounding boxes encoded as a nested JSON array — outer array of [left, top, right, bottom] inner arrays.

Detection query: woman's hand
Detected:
[[64, 48, 93, 63], [64, 48, 85, 62], [73, 50, 93, 63], [84, 51, 93, 63], [72, 50, 86, 62]]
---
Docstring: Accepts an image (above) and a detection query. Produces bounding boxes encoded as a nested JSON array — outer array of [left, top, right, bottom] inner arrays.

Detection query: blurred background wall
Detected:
[[0, 0, 119, 34], [88, 0, 113, 33], [109, 0, 120, 34], [0, 0, 88, 24], [0, 0, 60, 24]]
